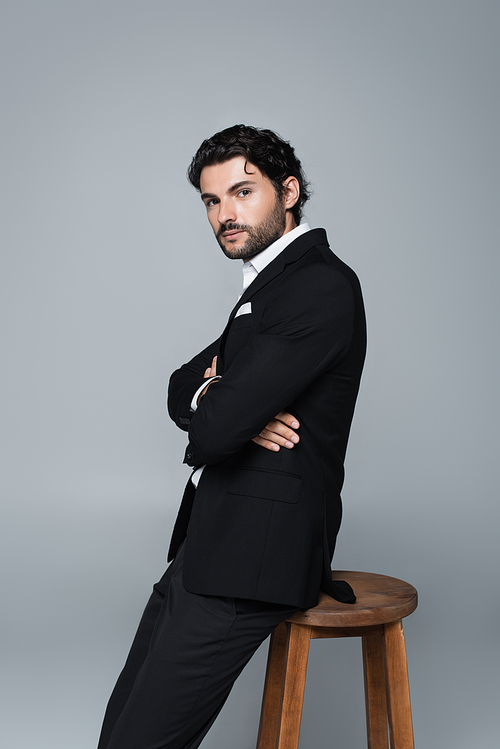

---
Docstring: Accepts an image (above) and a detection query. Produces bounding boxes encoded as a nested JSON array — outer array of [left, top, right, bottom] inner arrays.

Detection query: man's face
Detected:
[[199, 157, 286, 261]]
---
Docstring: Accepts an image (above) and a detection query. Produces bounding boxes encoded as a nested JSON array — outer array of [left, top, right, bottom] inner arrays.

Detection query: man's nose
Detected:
[[218, 198, 236, 225]]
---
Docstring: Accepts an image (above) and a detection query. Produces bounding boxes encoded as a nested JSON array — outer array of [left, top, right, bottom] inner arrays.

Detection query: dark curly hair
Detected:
[[187, 124, 310, 224]]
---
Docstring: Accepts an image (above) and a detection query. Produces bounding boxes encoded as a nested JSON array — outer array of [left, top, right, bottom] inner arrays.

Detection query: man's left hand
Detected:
[[197, 356, 218, 405]]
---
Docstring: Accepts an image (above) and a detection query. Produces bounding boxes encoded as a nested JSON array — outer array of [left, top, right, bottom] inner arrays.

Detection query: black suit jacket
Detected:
[[167, 229, 366, 609]]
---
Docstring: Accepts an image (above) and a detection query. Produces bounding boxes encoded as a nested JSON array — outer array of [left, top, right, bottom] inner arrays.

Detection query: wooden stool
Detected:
[[256, 571, 418, 749]]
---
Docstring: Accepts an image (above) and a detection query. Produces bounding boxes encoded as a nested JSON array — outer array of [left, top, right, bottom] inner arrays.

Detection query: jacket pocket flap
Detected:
[[228, 468, 301, 503]]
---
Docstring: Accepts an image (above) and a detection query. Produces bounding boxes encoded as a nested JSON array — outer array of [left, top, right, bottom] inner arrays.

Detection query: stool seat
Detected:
[[288, 570, 418, 628], [257, 571, 418, 749]]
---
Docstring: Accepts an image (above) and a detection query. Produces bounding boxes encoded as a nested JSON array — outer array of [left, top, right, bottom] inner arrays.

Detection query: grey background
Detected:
[[1, 1, 498, 747]]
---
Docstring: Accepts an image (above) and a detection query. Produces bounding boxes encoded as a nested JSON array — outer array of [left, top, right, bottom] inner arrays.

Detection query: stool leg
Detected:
[[362, 634, 389, 749], [277, 622, 312, 749], [256, 622, 312, 749], [382, 620, 414, 749], [257, 622, 289, 749]]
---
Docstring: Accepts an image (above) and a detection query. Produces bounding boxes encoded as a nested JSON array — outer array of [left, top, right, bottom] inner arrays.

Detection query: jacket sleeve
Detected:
[[167, 337, 220, 432], [185, 265, 356, 464]]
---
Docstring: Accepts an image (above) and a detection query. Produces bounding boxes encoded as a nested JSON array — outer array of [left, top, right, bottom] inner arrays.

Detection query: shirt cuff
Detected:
[[190, 376, 221, 412]]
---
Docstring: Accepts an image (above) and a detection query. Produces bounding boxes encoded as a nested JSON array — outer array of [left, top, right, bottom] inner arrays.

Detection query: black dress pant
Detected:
[[97, 542, 299, 749]]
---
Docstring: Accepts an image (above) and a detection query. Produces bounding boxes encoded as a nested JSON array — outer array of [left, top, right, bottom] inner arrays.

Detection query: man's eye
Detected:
[[238, 189, 251, 197], [206, 199, 218, 207]]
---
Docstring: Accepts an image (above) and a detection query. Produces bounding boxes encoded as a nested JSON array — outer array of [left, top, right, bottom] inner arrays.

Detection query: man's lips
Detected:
[[222, 229, 245, 239]]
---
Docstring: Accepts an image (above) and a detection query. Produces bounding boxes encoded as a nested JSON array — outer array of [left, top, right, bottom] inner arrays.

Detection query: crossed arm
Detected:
[[200, 355, 300, 452], [169, 267, 355, 466]]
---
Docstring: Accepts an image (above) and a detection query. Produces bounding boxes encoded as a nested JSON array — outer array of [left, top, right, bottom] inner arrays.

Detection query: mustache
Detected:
[[216, 222, 249, 239]]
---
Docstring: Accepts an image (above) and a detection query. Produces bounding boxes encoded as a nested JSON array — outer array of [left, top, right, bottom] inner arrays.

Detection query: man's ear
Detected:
[[283, 176, 300, 210]]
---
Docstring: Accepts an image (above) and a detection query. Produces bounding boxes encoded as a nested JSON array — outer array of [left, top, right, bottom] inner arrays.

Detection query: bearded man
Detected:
[[97, 124, 366, 749]]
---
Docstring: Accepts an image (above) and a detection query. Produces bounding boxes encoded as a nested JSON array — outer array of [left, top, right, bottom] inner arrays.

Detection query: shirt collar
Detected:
[[243, 223, 311, 276]]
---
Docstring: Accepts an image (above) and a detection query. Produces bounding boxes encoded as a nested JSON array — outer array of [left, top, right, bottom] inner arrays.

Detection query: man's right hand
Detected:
[[198, 359, 299, 453], [252, 412, 300, 453]]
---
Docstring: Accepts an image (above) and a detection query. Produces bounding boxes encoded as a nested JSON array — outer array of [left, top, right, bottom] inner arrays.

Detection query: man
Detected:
[[97, 125, 366, 749]]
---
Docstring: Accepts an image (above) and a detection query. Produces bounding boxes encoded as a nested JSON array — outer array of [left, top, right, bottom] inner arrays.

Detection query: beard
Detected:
[[215, 196, 287, 261]]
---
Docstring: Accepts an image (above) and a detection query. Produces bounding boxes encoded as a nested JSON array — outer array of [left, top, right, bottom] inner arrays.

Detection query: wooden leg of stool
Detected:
[[257, 622, 289, 749], [276, 622, 312, 749], [256, 622, 312, 749], [362, 634, 389, 749], [382, 620, 414, 749]]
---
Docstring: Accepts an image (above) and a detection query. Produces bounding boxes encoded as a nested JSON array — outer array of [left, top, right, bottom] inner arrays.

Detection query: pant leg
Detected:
[[97, 552, 181, 749], [98, 548, 298, 749]]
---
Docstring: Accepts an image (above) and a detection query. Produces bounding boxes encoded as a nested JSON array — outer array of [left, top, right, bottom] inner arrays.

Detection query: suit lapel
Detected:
[[218, 228, 329, 366]]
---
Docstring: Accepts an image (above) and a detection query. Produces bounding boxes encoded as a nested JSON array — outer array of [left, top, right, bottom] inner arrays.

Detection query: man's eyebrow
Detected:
[[228, 179, 257, 192], [200, 180, 257, 201]]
